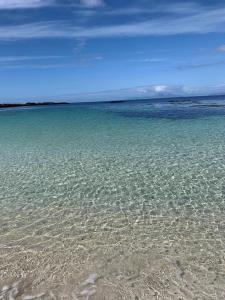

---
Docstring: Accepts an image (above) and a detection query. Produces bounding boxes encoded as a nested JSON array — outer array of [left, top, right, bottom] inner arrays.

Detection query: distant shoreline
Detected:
[[0, 102, 70, 109], [0, 94, 225, 108]]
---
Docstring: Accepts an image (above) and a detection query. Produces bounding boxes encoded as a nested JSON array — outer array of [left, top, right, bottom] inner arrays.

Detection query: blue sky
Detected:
[[0, 0, 225, 102]]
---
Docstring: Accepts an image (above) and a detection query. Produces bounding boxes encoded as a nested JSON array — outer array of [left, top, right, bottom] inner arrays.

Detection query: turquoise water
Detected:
[[1, 98, 225, 299]]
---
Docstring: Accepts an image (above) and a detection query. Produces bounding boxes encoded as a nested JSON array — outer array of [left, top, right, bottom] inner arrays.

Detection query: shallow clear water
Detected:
[[1, 97, 225, 299]]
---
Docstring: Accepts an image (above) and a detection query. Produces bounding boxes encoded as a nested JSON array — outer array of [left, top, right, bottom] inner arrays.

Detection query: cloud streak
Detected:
[[97, 2, 202, 16], [1, 5, 225, 40], [0, 0, 53, 9], [0, 0, 105, 9], [217, 45, 225, 52], [80, 0, 104, 8], [0, 55, 66, 62], [128, 58, 165, 63], [0, 54, 103, 68], [177, 61, 225, 70]]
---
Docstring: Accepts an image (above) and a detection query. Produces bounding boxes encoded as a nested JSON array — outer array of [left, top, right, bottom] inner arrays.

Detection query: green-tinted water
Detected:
[[1, 99, 225, 299]]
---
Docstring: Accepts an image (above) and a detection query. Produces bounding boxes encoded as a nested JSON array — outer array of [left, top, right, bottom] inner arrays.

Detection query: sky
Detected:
[[0, 0, 225, 102]]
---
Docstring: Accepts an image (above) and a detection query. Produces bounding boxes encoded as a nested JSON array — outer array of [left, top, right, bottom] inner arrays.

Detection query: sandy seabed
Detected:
[[1, 103, 225, 299]]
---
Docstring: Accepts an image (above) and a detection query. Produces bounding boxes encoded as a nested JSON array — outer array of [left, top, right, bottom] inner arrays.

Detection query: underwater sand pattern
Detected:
[[1, 100, 225, 299]]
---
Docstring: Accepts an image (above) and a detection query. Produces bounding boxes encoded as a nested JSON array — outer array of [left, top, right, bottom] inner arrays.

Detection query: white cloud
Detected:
[[51, 84, 225, 103], [134, 85, 182, 97], [160, 2, 202, 14], [78, 54, 103, 62], [101, 2, 201, 16], [1, 5, 225, 39], [0, 0, 53, 9], [153, 85, 168, 93], [0, 55, 65, 62], [0, 54, 103, 68], [80, 0, 104, 8], [132, 84, 225, 98], [136, 88, 148, 93], [2, 83, 225, 102], [72, 7, 225, 38], [177, 61, 225, 70], [129, 58, 164, 63]]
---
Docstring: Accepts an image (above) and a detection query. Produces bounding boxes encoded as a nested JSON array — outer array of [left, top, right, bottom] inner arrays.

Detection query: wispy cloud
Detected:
[[1, 5, 225, 40], [128, 58, 165, 63], [74, 39, 86, 52], [0, 0, 53, 9], [136, 85, 168, 94], [177, 61, 225, 70], [132, 84, 225, 98], [80, 0, 104, 8], [0, 54, 103, 68], [0, 0, 105, 10], [78, 54, 102, 63], [98, 2, 202, 16], [217, 45, 225, 52], [0, 55, 65, 62], [0, 63, 78, 69]]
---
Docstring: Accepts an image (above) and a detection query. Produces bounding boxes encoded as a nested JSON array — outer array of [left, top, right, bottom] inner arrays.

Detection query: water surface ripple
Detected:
[[0, 98, 225, 299]]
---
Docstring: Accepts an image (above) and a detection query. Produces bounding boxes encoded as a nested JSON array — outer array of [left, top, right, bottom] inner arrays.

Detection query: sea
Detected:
[[0, 96, 225, 299]]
